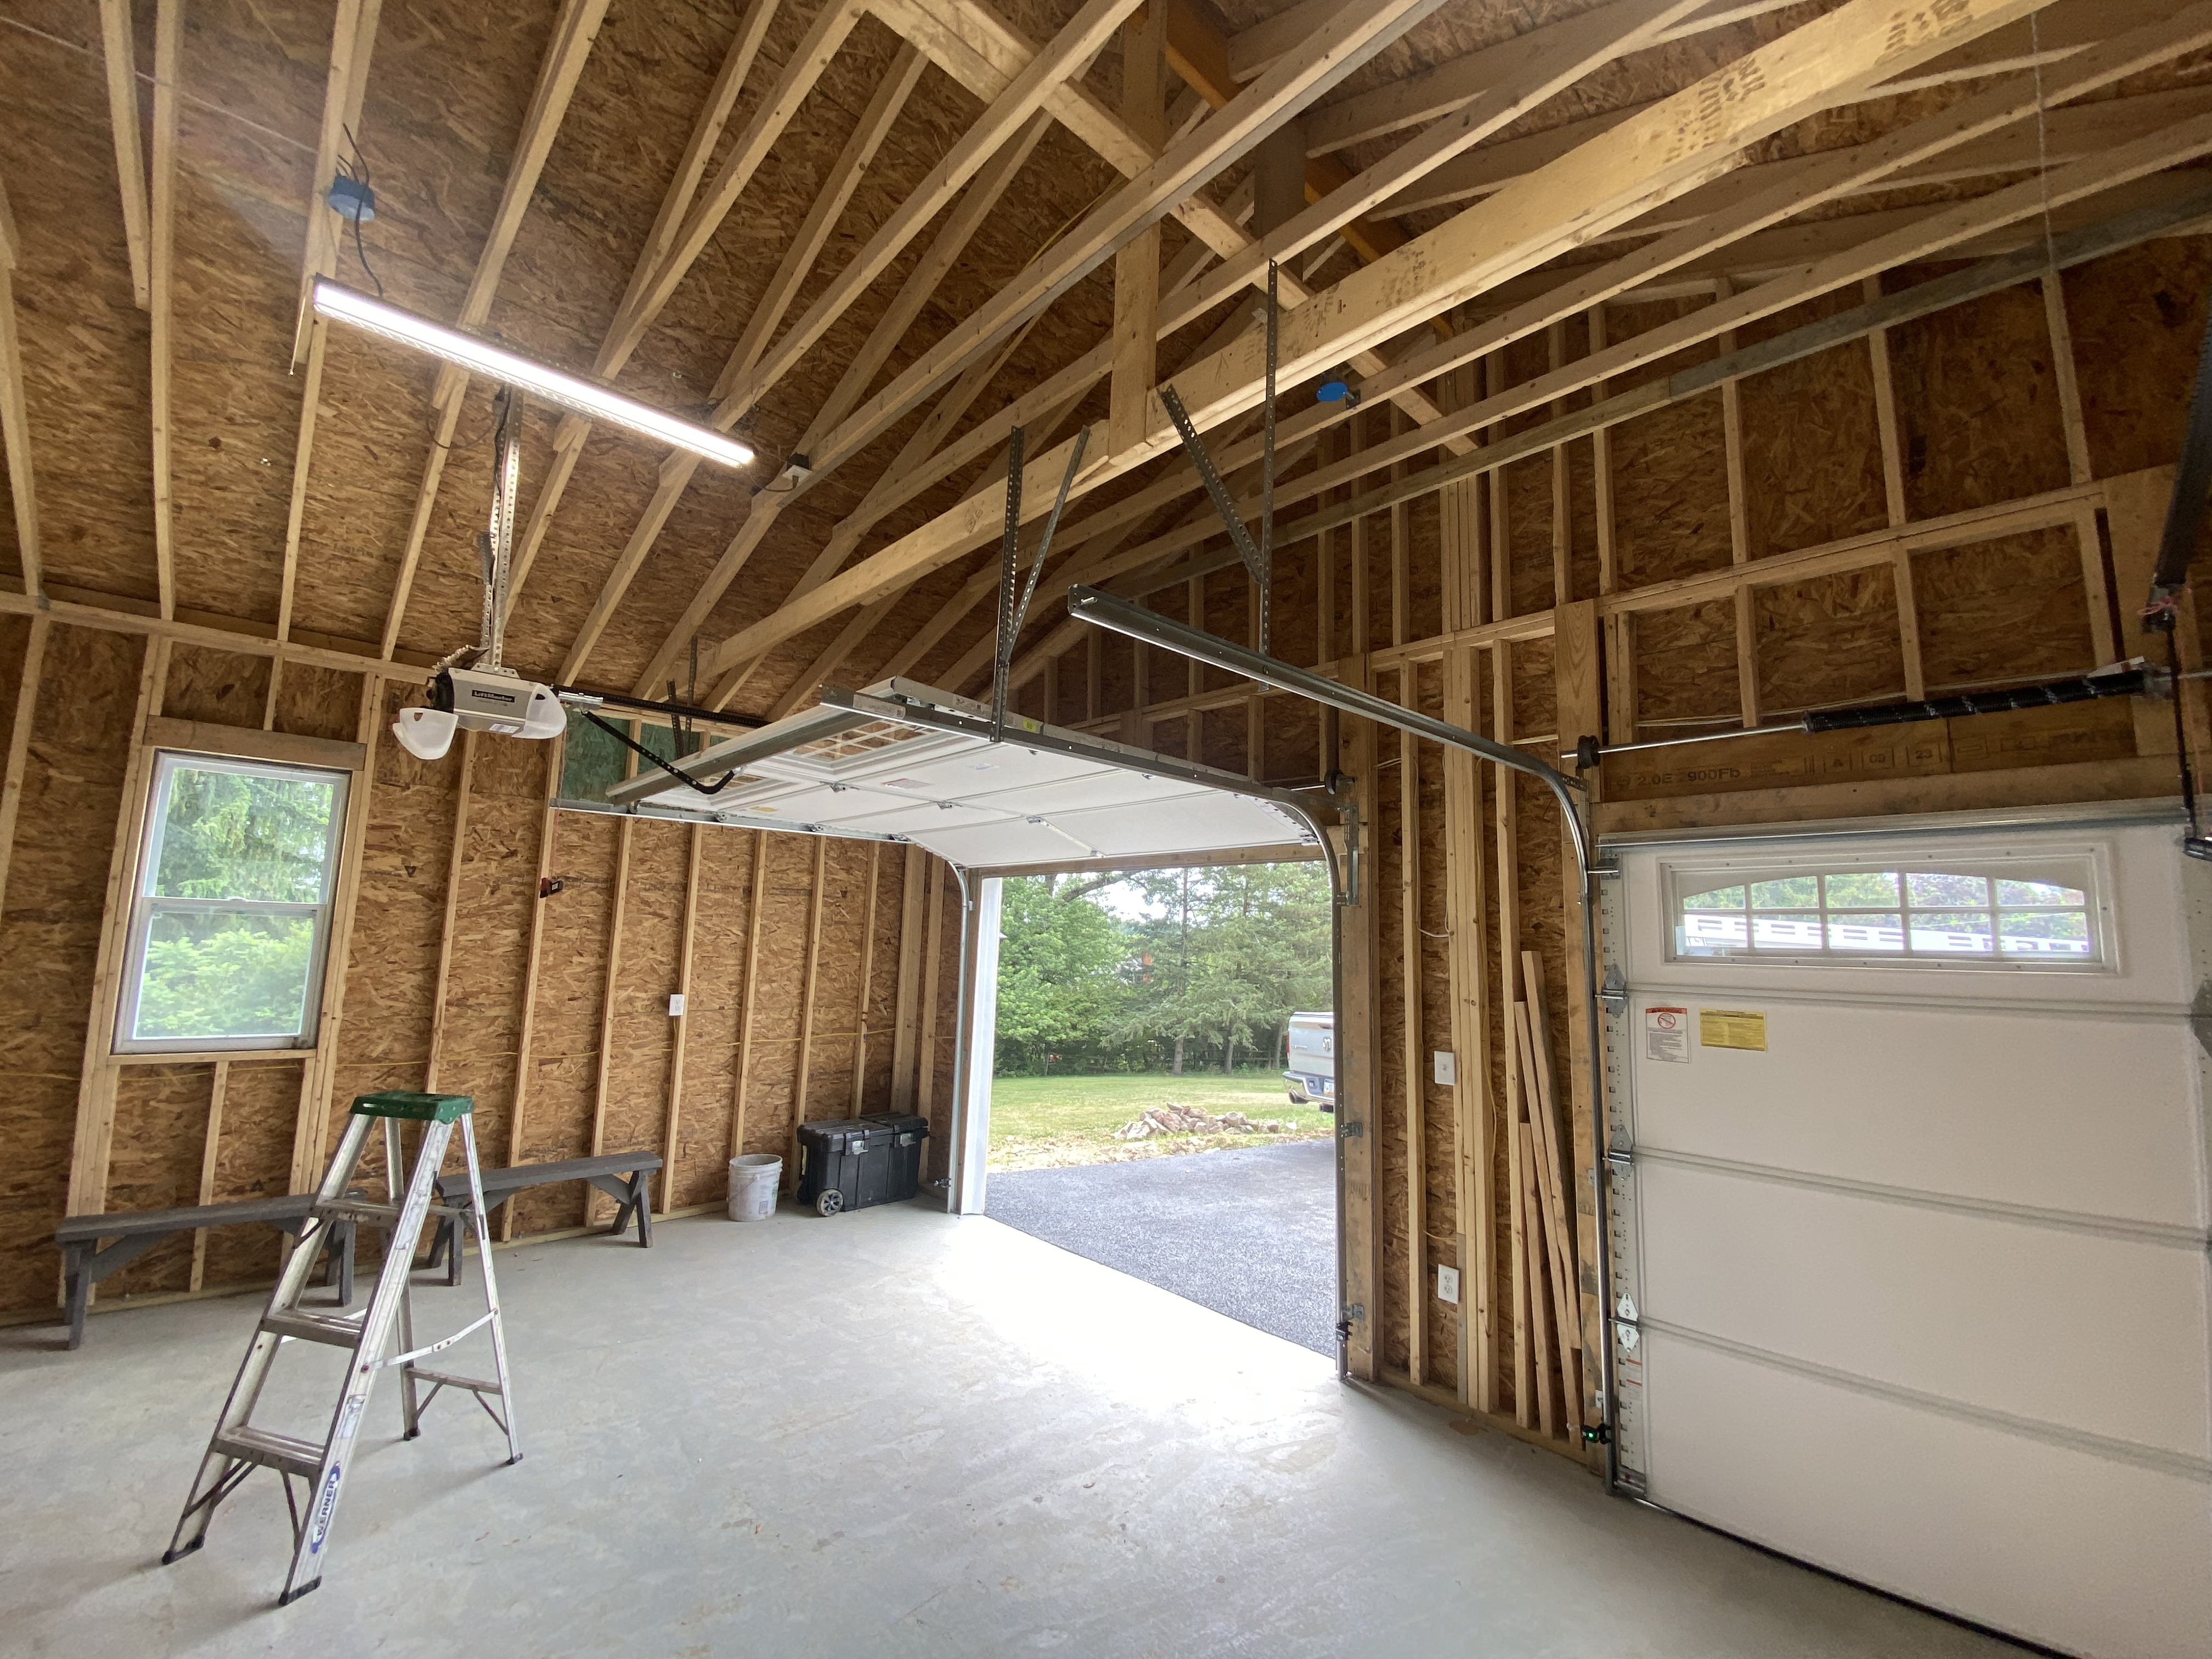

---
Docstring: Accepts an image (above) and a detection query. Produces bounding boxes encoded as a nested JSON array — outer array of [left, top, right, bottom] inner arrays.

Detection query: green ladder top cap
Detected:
[[351, 1090, 475, 1123]]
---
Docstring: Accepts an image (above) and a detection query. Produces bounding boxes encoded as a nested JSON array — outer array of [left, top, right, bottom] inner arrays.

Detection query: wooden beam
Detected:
[[509, 0, 781, 602], [1164, 0, 1711, 339], [96, 0, 153, 308], [889, 844, 927, 1114], [66, 636, 168, 1220], [377, 0, 612, 659], [556, 42, 932, 687], [147, 0, 182, 619], [293, 0, 376, 334], [720, 0, 1146, 436], [721, 41, 926, 403], [728, 831, 771, 1164], [851, 842, 882, 1114], [662, 823, 703, 1211], [791, 837, 830, 1125], [0, 177, 39, 600], [1491, 642, 1526, 1423], [633, 111, 1058, 700], [1119, 155, 2212, 602], [293, 673, 382, 1194], [1551, 602, 1601, 1435], [1108, 5, 1167, 461], [706, 0, 2056, 680], [616, 0, 782, 340], [601, 0, 871, 376], [915, 857, 947, 1165], [1441, 642, 1494, 1409], [1398, 708, 1424, 1387], [588, 814, 635, 1218], [189, 1059, 229, 1292], [270, 319, 328, 668], [0, 613, 48, 924], [422, 730, 479, 1093], [798, 0, 1453, 499], [1337, 664, 1381, 1381], [503, 747, 563, 1230]]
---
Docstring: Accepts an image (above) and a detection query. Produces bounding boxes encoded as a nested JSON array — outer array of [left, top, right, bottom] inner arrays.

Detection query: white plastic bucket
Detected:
[[727, 1154, 781, 1221]]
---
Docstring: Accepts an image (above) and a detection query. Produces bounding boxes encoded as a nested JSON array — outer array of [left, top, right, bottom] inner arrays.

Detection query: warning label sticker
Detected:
[[1644, 1006, 1690, 1064], [1699, 1008, 1768, 1051]]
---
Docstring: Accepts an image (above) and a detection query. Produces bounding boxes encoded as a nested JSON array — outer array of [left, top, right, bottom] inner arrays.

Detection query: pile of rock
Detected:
[[1112, 1104, 1293, 1140]]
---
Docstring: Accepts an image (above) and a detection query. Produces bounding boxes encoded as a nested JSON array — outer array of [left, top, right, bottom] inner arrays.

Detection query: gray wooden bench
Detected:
[[54, 1196, 357, 1351], [427, 1153, 662, 1284]]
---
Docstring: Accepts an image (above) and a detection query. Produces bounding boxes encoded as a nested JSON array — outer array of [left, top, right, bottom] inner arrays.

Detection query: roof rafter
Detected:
[[507, 0, 782, 607], [0, 177, 40, 599], [693, 0, 2062, 681], [555, 41, 932, 684], [374, 0, 613, 660], [95, 0, 152, 310]]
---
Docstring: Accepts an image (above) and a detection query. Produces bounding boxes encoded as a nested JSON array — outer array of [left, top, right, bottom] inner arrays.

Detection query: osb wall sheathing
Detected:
[[0, 625, 145, 1318], [0, 610, 930, 1322]]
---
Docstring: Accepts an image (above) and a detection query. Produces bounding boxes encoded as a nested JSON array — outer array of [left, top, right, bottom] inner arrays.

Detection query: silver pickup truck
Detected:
[[1283, 1011, 1334, 1111]]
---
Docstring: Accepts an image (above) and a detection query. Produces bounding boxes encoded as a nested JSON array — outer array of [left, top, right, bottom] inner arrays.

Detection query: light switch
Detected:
[[1432, 1050, 1455, 1086]]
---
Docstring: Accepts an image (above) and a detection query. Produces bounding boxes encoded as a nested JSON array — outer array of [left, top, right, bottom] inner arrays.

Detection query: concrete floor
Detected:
[[985, 1139, 1336, 1354], [0, 1201, 2027, 1659]]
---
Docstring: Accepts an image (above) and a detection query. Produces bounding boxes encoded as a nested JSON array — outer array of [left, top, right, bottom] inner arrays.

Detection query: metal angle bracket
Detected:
[[989, 425, 1026, 742], [1158, 383, 1265, 586], [991, 427, 1093, 743]]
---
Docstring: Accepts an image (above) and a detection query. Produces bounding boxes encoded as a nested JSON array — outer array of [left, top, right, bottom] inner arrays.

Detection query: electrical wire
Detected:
[[582, 710, 742, 795]]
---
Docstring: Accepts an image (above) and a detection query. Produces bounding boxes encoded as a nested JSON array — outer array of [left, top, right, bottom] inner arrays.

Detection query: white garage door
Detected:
[[1603, 810, 2211, 1659]]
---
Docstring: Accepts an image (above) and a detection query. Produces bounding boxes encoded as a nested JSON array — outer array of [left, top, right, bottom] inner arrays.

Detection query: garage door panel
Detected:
[[1630, 995, 2205, 1228], [1051, 795, 1297, 855], [907, 819, 1091, 866], [1639, 1160, 2212, 1458], [1643, 1331, 2212, 1659]]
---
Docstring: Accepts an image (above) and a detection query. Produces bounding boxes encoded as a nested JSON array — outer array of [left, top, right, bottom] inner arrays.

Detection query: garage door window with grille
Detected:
[[1666, 852, 2109, 969]]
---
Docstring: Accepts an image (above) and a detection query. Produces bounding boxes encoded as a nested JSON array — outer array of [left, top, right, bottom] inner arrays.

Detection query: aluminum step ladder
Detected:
[[163, 1090, 520, 1604]]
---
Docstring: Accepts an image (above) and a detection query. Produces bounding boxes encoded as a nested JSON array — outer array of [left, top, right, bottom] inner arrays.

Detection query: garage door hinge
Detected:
[[1600, 965, 1627, 1012], [1337, 1120, 1363, 1139]]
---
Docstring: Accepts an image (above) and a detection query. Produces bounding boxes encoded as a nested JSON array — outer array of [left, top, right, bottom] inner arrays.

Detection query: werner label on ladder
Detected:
[[162, 1090, 521, 1606]]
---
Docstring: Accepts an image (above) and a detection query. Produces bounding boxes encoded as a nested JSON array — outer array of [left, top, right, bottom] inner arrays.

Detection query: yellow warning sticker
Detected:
[[1699, 1008, 1767, 1051]]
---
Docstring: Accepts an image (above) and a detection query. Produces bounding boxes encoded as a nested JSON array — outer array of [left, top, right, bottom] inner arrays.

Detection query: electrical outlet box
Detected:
[[668, 993, 685, 1017], [1433, 1050, 1455, 1086], [1436, 1265, 1460, 1305]]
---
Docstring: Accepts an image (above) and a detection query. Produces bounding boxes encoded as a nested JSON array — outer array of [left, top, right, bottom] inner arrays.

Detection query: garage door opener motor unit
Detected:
[[797, 1114, 929, 1216]]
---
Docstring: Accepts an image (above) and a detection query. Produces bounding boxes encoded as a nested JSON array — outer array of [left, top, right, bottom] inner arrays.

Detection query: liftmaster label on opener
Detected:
[[1699, 1008, 1768, 1051], [1645, 1007, 1690, 1063]]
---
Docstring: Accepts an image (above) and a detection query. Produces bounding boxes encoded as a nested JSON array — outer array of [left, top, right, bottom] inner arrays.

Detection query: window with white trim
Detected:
[[115, 753, 349, 1053], [1665, 850, 2106, 969]]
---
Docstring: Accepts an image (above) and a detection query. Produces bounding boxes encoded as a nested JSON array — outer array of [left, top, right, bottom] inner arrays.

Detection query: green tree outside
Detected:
[[993, 861, 1331, 1077]]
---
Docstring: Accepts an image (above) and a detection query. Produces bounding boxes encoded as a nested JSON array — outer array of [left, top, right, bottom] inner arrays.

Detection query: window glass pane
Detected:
[[1680, 884, 1745, 910], [1678, 912, 1748, 951], [1909, 911, 1994, 953], [1749, 912, 1821, 951], [153, 765, 337, 903], [1749, 876, 1817, 909], [1995, 878, 2085, 907], [1822, 871, 1899, 906], [1825, 912, 1903, 952], [133, 909, 316, 1041], [1998, 910, 2091, 956], [1907, 871, 1988, 907]]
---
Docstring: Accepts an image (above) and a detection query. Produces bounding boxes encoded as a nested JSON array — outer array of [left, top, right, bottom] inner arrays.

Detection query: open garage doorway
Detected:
[[976, 856, 1340, 1355]]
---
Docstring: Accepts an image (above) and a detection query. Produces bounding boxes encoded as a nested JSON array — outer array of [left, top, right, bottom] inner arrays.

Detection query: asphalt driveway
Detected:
[[983, 1138, 1336, 1355]]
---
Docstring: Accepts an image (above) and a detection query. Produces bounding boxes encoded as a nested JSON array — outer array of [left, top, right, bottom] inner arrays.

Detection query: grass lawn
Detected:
[[988, 1070, 1334, 1170]]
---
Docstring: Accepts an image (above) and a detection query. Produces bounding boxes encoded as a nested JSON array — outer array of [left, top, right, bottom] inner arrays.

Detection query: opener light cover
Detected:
[[311, 280, 754, 468]]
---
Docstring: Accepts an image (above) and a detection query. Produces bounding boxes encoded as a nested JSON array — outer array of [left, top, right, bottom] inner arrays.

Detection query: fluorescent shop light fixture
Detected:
[[310, 279, 754, 468]]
